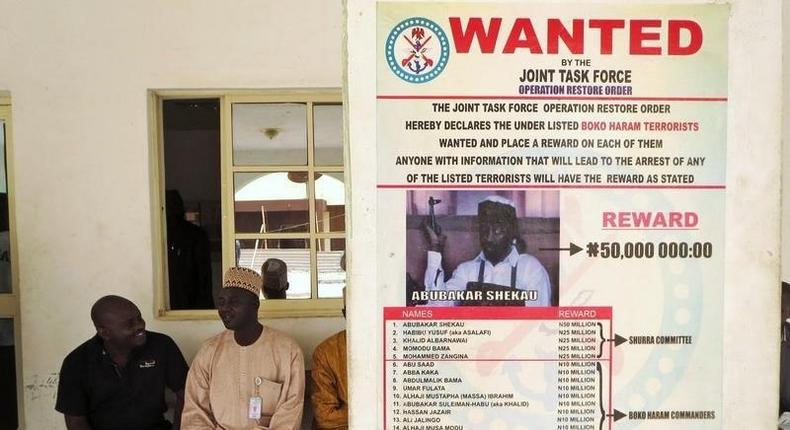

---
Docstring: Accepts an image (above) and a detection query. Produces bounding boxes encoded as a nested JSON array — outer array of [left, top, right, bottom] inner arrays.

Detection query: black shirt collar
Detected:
[[87, 334, 147, 367]]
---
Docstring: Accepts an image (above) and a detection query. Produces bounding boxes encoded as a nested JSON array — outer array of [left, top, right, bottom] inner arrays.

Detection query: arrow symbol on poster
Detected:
[[540, 242, 583, 256], [605, 334, 628, 347], [607, 409, 627, 422]]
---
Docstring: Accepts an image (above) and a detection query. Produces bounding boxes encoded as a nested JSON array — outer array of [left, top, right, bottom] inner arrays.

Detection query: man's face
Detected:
[[478, 218, 513, 264], [216, 288, 259, 331], [97, 302, 147, 350]]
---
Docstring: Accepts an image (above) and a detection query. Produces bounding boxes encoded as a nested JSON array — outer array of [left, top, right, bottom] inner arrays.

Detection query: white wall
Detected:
[[724, 1, 783, 425], [0, 1, 344, 428], [784, 0, 790, 283]]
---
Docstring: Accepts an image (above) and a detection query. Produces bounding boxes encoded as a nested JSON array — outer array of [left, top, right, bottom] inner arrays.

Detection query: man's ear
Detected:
[[283, 282, 289, 292], [96, 326, 109, 340]]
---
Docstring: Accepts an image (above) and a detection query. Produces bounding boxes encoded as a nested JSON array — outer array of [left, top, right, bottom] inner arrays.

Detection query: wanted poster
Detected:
[[373, 3, 728, 429]]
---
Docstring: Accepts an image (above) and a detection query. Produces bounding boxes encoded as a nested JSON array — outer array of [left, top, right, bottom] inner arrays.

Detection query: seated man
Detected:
[[261, 258, 289, 300], [55, 295, 189, 430], [423, 195, 552, 306], [182, 267, 305, 430], [311, 255, 348, 430]]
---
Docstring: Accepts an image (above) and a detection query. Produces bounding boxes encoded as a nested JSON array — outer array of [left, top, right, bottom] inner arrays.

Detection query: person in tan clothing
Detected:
[[182, 267, 305, 430]]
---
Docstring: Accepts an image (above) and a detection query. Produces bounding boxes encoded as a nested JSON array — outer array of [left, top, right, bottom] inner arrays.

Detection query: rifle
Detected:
[[428, 196, 442, 235]]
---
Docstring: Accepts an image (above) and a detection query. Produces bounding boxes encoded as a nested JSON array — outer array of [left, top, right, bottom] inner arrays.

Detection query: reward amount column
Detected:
[[385, 307, 611, 429], [555, 307, 613, 430]]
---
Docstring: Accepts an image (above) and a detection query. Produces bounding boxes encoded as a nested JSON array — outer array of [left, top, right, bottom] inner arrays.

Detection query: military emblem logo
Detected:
[[385, 17, 450, 83]]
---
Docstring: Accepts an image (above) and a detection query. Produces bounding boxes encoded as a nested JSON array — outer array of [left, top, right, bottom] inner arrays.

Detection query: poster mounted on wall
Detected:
[[373, 3, 728, 429]]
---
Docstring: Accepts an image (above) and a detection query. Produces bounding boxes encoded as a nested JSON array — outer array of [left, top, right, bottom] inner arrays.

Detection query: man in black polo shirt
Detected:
[[56, 295, 189, 430]]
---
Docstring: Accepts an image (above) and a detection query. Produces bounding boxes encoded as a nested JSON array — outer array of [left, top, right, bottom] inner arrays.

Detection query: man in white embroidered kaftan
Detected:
[[182, 267, 305, 430]]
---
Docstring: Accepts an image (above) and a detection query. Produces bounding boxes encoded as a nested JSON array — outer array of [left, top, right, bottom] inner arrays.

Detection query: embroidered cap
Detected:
[[478, 195, 517, 223], [480, 195, 516, 208], [222, 267, 262, 296]]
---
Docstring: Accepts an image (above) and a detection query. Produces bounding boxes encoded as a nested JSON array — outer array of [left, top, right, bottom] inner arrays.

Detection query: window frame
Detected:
[[150, 89, 346, 320], [0, 93, 24, 427]]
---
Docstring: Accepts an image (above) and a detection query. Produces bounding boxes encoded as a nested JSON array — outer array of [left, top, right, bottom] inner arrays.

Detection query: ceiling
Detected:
[[164, 99, 343, 155]]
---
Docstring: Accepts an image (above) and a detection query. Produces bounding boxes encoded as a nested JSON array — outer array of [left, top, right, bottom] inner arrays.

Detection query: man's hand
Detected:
[[422, 220, 446, 252]]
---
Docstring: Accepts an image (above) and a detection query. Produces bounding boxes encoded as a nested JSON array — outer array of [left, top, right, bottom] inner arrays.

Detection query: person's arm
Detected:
[[425, 254, 470, 307], [164, 336, 190, 430], [522, 257, 552, 306], [422, 221, 448, 293], [180, 348, 217, 430], [780, 341, 790, 413], [64, 415, 92, 430], [311, 347, 348, 428], [423, 250, 446, 292], [56, 354, 92, 429], [266, 343, 305, 430], [172, 389, 185, 430]]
